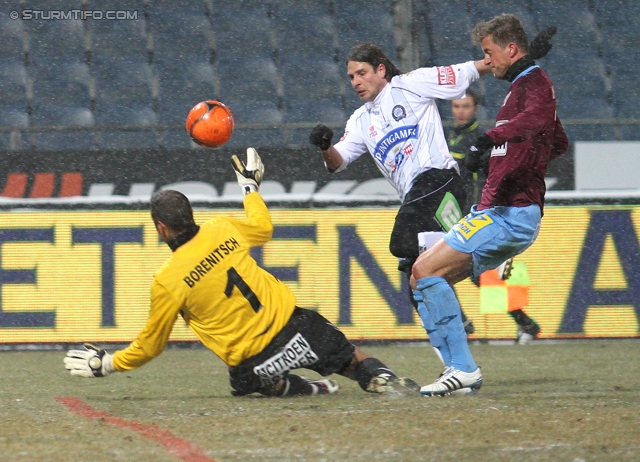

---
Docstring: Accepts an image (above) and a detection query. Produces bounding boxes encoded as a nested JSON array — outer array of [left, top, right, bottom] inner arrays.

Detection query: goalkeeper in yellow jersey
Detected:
[[64, 148, 419, 397]]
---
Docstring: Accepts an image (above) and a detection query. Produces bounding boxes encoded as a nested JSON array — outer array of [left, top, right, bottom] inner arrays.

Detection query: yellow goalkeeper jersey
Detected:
[[113, 193, 297, 370]]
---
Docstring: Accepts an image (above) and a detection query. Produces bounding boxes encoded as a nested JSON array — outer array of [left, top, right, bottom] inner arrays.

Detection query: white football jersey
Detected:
[[334, 61, 480, 201]]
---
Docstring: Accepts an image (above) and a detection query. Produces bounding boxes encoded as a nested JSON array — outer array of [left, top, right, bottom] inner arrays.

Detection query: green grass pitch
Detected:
[[1, 340, 639, 461]]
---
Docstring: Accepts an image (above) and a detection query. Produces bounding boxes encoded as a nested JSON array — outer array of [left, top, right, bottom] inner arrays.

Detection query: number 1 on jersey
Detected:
[[224, 267, 262, 312]]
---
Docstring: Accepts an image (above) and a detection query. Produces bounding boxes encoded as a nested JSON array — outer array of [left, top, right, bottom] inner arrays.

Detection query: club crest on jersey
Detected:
[[372, 124, 419, 165], [391, 105, 406, 121]]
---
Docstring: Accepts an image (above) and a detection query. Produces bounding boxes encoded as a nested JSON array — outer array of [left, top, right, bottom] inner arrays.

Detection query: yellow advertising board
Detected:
[[0, 205, 638, 344]]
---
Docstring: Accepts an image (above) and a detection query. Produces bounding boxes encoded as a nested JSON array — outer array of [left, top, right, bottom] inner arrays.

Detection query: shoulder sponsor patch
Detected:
[[437, 66, 456, 85]]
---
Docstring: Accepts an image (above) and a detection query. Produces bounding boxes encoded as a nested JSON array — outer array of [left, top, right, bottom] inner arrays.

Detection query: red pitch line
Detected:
[[55, 396, 215, 462]]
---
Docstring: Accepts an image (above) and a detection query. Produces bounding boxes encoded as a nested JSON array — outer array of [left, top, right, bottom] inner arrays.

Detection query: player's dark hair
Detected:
[[347, 42, 401, 82], [150, 189, 196, 232], [472, 13, 529, 54]]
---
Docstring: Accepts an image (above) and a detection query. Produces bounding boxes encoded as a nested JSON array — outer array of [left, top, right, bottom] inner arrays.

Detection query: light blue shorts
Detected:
[[443, 204, 541, 279]]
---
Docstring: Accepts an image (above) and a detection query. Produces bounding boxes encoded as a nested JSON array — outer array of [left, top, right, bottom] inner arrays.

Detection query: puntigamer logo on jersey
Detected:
[[373, 125, 419, 166]]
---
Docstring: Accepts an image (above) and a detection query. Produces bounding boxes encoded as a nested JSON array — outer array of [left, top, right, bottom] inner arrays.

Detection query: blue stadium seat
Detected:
[[25, 18, 86, 62], [531, 0, 598, 55], [147, 0, 208, 15], [469, 1, 536, 36], [161, 129, 193, 149], [618, 124, 640, 141], [88, 12, 148, 60], [481, 77, 510, 118], [31, 105, 96, 151], [425, 0, 475, 63], [217, 57, 279, 108], [224, 102, 285, 149], [543, 52, 606, 81], [280, 58, 343, 117], [564, 123, 617, 142], [0, 62, 29, 107], [149, 11, 213, 62], [30, 61, 91, 108], [272, 1, 337, 61], [0, 13, 26, 62], [557, 97, 613, 120], [85, 0, 145, 12], [92, 57, 154, 106], [552, 73, 607, 100], [0, 106, 29, 128], [611, 75, 640, 118], [0, 106, 29, 149], [156, 59, 216, 125], [95, 104, 159, 149], [593, 0, 640, 54], [212, 5, 273, 61], [333, 0, 397, 62]]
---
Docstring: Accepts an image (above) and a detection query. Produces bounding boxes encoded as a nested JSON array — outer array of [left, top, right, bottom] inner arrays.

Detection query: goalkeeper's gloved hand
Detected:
[[231, 147, 264, 195], [64, 343, 116, 378], [309, 124, 333, 151], [467, 133, 495, 173], [528, 26, 557, 60]]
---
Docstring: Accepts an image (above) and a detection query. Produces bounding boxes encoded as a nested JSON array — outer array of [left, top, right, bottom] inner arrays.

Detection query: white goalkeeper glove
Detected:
[[231, 147, 264, 195], [64, 343, 116, 378]]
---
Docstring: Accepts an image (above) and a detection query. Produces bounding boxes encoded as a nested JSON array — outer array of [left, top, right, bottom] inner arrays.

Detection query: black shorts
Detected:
[[389, 168, 466, 262], [228, 307, 355, 396]]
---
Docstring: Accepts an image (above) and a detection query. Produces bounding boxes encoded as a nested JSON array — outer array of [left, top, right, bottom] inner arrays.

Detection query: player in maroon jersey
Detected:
[[411, 14, 568, 396]]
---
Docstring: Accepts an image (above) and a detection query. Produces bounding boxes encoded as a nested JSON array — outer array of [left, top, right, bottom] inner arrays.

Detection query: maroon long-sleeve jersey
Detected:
[[479, 66, 568, 213]]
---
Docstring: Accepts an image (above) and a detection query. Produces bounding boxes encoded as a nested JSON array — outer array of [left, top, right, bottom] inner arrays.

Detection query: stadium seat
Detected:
[[0, 62, 29, 107], [0, 106, 29, 128], [0, 12, 26, 62], [225, 102, 285, 148], [481, 77, 510, 118], [217, 57, 280, 108], [593, 0, 640, 54], [88, 12, 149, 60], [470, 1, 536, 36], [212, 3, 273, 61], [333, 0, 397, 62], [543, 52, 606, 81], [161, 129, 193, 149], [272, 0, 337, 61], [85, 0, 145, 12], [424, 0, 475, 63], [31, 105, 96, 151], [156, 59, 217, 125], [25, 18, 86, 62], [30, 61, 91, 108], [95, 104, 159, 149], [611, 75, 640, 118], [149, 12, 213, 62], [92, 57, 155, 106], [564, 123, 617, 142], [280, 58, 343, 118], [531, 0, 598, 55], [147, 0, 208, 15]]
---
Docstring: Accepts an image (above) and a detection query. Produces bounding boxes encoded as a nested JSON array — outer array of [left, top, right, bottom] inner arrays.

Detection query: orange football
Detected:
[[186, 100, 234, 148]]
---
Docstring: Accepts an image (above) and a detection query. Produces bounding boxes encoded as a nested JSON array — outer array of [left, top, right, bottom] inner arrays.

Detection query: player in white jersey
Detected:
[[310, 42, 491, 384]]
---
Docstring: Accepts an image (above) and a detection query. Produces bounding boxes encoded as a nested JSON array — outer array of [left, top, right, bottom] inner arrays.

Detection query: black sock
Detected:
[[509, 309, 533, 327], [353, 358, 395, 391]]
